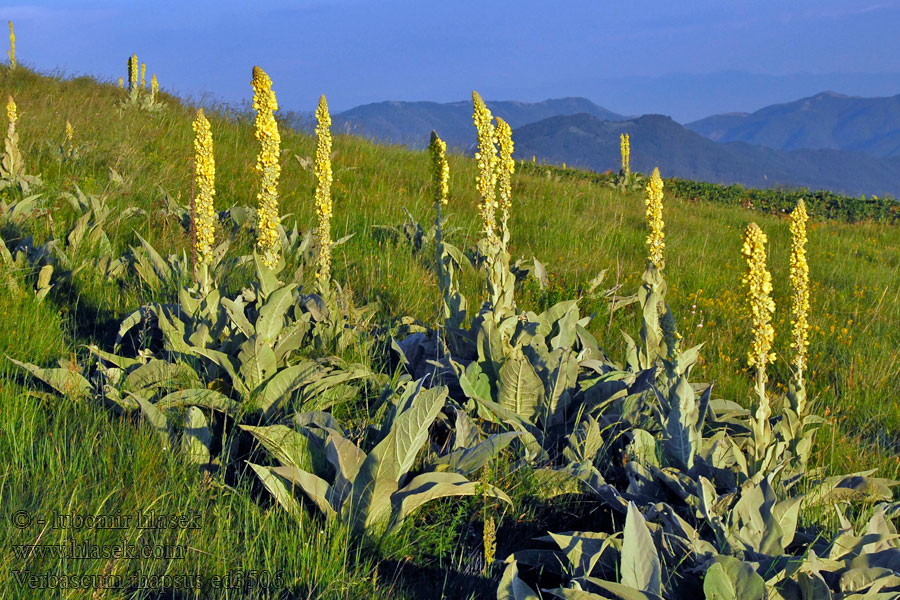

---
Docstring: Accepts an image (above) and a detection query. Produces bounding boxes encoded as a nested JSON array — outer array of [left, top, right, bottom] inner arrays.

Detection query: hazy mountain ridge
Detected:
[[687, 91, 900, 158], [513, 113, 900, 197], [332, 97, 625, 150]]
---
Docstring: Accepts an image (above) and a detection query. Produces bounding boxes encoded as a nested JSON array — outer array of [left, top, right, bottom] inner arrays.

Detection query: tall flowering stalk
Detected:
[[1, 94, 39, 192], [8, 21, 14, 70], [128, 54, 138, 91], [150, 74, 158, 102], [742, 223, 776, 400], [495, 117, 514, 246], [644, 167, 665, 270], [7, 95, 16, 135], [789, 199, 810, 404], [140, 63, 146, 89], [472, 91, 498, 249], [314, 94, 334, 282], [64, 120, 73, 145], [251, 66, 282, 268], [430, 130, 452, 316], [118, 77, 123, 89], [620, 133, 630, 176], [192, 109, 216, 286]]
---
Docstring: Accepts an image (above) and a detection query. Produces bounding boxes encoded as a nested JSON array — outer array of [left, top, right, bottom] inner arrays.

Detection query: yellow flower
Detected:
[[483, 515, 496, 572], [118, 77, 123, 89], [472, 91, 498, 247], [140, 62, 146, 89], [64, 120, 73, 145], [742, 222, 776, 377], [428, 130, 449, 206], [192, 109, 216, 267], [620, 132, 630, 174], [251, 65, 282, 268], [644, 167, 665, 269], [6, 95, 16, 128], [150, 74, 158, 99], [8, 21, 14, 69], [789, 199, 810, 381], [314, 94, 334, 282], [495, 117, 515, 228], [128, 54, 138, 91]]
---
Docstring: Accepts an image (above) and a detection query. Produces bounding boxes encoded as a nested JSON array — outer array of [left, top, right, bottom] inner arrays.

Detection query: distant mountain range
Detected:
[[513, 113, 900, 197], [324, 91, 900, 197], [687, 91, 900, 158], [333, 98, 624, 150]]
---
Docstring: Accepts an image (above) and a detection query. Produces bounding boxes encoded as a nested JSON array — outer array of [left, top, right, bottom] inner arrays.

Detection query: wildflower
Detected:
[[150, 74, 158, 101], [8, 21, 14, 69], [251, 65, 281, 268], [128, 54, 138, 91], [789, 199, 810, 383], [742, 222, 776, 385], [620, 132, 630, 175], [64, 120, 73, 145], [192, 109, 216, 269], [495, 116, 514, 232], [118, 77, 123, 89], [483, 515, 496, 573], [644, 167, 665, 269], [428, 130, 449, 206], [140, 62, 146, 89], [314, 94, 333, 282], [6, 95, 16, 131], [472, 91, 498, 248]]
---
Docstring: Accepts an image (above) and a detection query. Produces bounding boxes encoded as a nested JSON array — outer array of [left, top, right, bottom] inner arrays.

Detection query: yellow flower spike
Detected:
[[150, 74, 158, 100], [495, 116, 515, 231], [742, 222, 776, 389], [251, 65, 282, 268], [314, 94, 334, 282], [140, 62, 146, 89], [620, 132, 630, 175], [428, 130, 449, 207], [118, 77, 123, 89], [8, 21, 14, 69], [128, 54, 138, 91], [64, 120, 73, 145], [644, 167, 665, 269], [789, 199, 810, 384], [472, 91, 498, 248], [192, 109, 216, 270], [6, 95, 16, 129]]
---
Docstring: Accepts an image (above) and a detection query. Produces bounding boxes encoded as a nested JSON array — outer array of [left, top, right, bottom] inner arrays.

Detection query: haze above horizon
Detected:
[[6, 0, 900, 121]]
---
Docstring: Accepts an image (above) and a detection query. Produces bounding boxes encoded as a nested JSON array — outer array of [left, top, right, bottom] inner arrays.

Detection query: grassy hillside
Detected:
[[2, 65, 899, 599]]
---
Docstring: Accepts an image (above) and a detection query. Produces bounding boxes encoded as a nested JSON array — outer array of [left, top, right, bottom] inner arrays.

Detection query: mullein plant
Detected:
[[251, 66, 282, 269], [140, 62, 146, 89], [314, 94, 334, 284], [128, 54, 139, 100], [620, 132, 630, 178], [150, 74, 158, 103], [7, 21, 14, 70], [58, 119, 78, 162], [788, 199, 810, 410], [192, 108, 216, 290], [429, 131, 466, 330], [0, 95, 40, 192]]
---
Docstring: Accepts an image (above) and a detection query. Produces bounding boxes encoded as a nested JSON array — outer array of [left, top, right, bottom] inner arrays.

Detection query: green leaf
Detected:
[[157, 388, 239, 413], [247, 463, 308, 522], [433, 432, 521, 475], [8, 358, 92, 399], [499, 352, 543, 421], [497, 561, 541, 600], [182, 406, 211, 465], [131, 394, 171, 449], [124, 359, 200, 393], [579, 579, 663, 600], [242, 424, 325, 474], [237, 339, 277, 393], [703, 556, 765, 600], [622, 502, 661, 596], [256, 284, 297, 344], [255, 360, 323, 415]]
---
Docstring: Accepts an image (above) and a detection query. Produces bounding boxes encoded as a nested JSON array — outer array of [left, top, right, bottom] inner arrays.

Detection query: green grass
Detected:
[[1, 63, 899, 598]]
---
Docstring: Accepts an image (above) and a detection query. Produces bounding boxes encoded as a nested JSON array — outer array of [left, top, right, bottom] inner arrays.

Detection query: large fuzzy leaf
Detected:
[[131, 394, 171, 449], [497, 561, 542, 600], [255, 360, 323, 415], [8, 358, 92, 399], [256, 283, 297, 344], [622, 502, 661, 596], [498, 353, 543, 421], [660, 374, 700, 470], [123, 359, 200, 393], [237, 339, 277, 393], [241, 424, 325, 474], [389, 471, 511, 533], [433, 432, 521, 475], [576, 579, 663, 600], [156, 388, 239, 413], [347, 384, 448, 531], [702, 556, 766, 600], [182, 406, 211, 465], [247, 463, 309, 521]]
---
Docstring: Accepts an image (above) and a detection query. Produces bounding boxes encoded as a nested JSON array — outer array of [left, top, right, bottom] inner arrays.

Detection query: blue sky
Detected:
[[6, 1, 900, 121]]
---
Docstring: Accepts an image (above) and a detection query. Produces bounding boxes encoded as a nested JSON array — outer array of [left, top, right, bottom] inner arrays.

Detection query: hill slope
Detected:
[[513, 112, 900, 196], [687, 91, 900, 158], [332, 97, 625, 150]]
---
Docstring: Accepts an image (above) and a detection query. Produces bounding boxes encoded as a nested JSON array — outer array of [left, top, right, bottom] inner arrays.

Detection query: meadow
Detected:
[[1, 48, 899, 600]]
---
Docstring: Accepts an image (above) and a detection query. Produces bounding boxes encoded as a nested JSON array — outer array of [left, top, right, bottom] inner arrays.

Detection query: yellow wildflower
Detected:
[[150, 74, 158, 100], [140, 62, 146, 88], [472, 91, 498, 247], [789, 199, 810, 382], [620, 132, 630, 174], [251, 65, 281, 268], [192, 109, 216, 268], [64, 120, 73, 145], [6, 95, 16, 130], [483, 515, 496, 572], [428, 130, 449, 206], [8, 21, 14, 69], [742, 222, 776, 382], [314, 94, 334, 282], [644, 167, 665, 269], [495, 117, 515, 229], [118, 77, 123, 89], [128, 54, 138, 91]]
